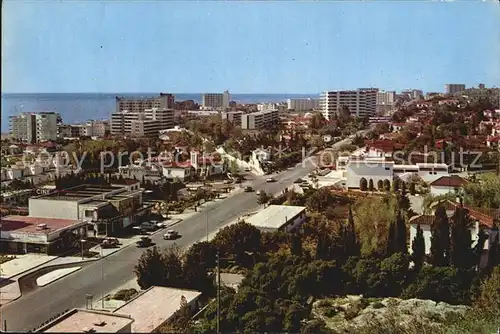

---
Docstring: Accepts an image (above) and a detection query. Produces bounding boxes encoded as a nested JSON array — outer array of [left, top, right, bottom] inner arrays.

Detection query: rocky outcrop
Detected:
[[312, 295, 470, 332]]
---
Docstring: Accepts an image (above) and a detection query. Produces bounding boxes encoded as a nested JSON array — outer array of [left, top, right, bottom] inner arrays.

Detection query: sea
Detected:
[[0, 93, 319, 132]]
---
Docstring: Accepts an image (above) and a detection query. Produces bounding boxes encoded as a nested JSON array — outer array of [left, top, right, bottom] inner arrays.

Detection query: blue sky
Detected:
[[2, 1, 499, 94]]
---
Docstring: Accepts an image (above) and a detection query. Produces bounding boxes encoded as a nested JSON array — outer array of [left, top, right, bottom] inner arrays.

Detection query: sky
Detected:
[[2, 1, 499, 94]]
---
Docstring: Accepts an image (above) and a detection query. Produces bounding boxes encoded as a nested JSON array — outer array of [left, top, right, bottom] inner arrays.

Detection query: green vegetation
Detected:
[[113, 288, 138, 301]]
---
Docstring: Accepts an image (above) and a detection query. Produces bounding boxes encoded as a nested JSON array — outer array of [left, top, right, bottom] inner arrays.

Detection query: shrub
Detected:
[[316, 299, 332, 308], [113, 288, 138, 301], [372, 301, 384, 309], [323, 306, 338, 317]]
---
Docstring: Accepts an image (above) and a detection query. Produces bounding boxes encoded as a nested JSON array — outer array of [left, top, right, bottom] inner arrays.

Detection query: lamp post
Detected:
[[81, 239, 105, 309]]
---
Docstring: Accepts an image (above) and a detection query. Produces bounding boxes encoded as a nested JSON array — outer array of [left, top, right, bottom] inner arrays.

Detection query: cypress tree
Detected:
[[386, 220, 397, 256], [290, 234, 302, 257], [473, 228, 488, 268], [486, 227, 499, 271], [395, 210, 407, 254], [346, 207, 360, 257], [429, 205, 450, 266], [412, 224, 425, 271], [450, 207, 474, 269]]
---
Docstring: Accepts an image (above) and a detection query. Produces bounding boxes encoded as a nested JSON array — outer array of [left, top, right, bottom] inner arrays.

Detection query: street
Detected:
[[0, 157, 319, 331]]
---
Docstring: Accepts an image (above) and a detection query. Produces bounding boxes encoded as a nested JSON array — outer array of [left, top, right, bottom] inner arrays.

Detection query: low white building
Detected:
[[408, 200, 500, 268], [113, 286, 201, 333], [162, 163, 193, 181], [39, 308, 134, 333], [252, 148, 272, 163], [245, 205, 306, 233], [346, 158, 393, 189], [429, 175, 468, 196]]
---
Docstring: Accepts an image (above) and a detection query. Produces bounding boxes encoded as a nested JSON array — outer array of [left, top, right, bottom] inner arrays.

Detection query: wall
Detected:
[[283, 212, 306, 232], [28, 198, 79, 219], [162, 167, 188, 180], [430, 185, 459, 196], [409, 224, 432, 255], [346, 162, 393, 188]]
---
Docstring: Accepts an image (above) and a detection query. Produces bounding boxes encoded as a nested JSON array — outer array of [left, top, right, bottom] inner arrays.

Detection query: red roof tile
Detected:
[[430, 175, 468, 187]]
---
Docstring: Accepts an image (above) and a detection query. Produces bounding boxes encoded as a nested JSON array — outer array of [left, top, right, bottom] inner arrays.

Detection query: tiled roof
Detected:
[[430, 175, 468, 187], [431, 200, 500, 228], [409, 215, 435, 226]]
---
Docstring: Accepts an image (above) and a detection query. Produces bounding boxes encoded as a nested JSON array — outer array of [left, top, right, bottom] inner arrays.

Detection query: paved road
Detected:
[[0, 130, 372, 331], [0, 158, 318, 331]]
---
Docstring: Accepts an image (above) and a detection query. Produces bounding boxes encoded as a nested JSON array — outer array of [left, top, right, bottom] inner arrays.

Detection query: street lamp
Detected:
[[81, 239, 105, 309]]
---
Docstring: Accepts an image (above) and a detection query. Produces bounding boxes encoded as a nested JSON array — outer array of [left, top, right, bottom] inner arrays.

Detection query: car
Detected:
[[266, 177, 276, 183], [101, 237, 119, 248], [255, 190, 262, 196], [132, 226, 148, 235], [223, 179, 233, 184], [244, 167, 251, 172], [294, 178, 304, 184], [163, 230, 179, 240], [154, 221, 167, 228], [244, 186, 254, 192], [136, 236, 152, 248], [140, 222, 157, 231]]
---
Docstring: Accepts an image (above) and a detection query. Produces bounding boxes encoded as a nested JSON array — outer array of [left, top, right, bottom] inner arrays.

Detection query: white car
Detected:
[[155, 221, 167, 228], [266, 177, 276, 183], [163, 230, 179, 240]]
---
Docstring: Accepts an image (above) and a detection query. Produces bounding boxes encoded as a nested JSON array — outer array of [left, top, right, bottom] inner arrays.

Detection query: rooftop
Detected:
[[245, 205, 306, 230], [430, 175, 468, 187], [33, 184, 138, 201], [40, 308, 133, 333], [0, 216, 85, 234], [113, 286, 201, 333]]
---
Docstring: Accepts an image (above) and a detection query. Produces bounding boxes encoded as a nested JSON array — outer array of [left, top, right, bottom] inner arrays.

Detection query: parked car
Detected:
[[244, 186, 254, 192], [244, 167, 251, 172], [294, 178, 304, 184], [266, 177, 276, 183], [136, 236, 152, 248], [132, 226, 148, 235], [223, 179, 233, 184], [154, 221, 167, 228], [101, 237, 119, 248], [163, 230, 179, 240], [140, 222, 157, 231]]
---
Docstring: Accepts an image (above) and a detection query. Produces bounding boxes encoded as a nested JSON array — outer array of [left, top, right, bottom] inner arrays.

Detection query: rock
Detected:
[[313, 295, 470, 332]]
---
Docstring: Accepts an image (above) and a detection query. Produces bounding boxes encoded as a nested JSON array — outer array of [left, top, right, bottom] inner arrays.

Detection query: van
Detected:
[[140, 222, 157, 231]]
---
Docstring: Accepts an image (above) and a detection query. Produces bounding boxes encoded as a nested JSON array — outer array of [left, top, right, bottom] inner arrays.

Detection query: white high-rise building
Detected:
[[111, 108, 174, 137], [202, 91, 230, 110], [287, 98, 319, 111], [9, 112, 60, 143], [241, 109, 279, 130], [320, 89, 378, 120], [115, 93, 175, 113]]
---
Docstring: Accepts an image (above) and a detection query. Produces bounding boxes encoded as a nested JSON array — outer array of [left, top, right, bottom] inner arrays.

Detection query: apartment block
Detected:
[[201, 90, 230, 110], [115, 93, 175, 113], [9, 112, 60, 143], [241, 109, 279, 130], [445, 84, 466, 95], [111, 108, 174, 137], [287, 98, 319, 111], [320, 89, 378, 120], [221, 111, 243, 127]]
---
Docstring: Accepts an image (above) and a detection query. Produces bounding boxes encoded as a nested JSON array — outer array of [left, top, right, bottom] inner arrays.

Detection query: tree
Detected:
[[486, 228, 499, 270], [377, 179, 384, 191], [343, 207, 360, 258], [290, 234, 302, 256], [386, 220, 397, 256], [212, 221, 262, 262], [411, 224, 426, 271], [450, 207, 474, 269], [429, 205, 450, 266], [392, 177, 401, 192], [383, 179, 391, 192], [473, 266, 500, 315], [402, 266, 475, 305], [395, 210, 407, 254], [409, 182, 416, 195], [473, 228, 488, 268], [257, 191, 271, 205], [309, 112, 327, 130], [134, 247, 169, 289], [368, 179, 374, 191], [359, 178, 368, 191]]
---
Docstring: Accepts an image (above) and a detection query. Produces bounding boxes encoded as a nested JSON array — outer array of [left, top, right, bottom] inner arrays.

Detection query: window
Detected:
[[385, 167, 390, 171], [84, 210, 94, 218]]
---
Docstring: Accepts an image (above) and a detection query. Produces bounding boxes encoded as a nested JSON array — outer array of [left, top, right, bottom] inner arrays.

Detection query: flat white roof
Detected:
[[41, 309, 133, 333], [245, 205, 306, 230], [113, 286, 201, 333]]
